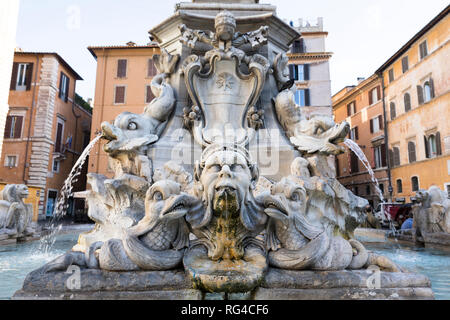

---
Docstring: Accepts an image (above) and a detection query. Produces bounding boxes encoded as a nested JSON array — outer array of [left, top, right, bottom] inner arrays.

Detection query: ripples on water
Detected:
[[0, 233, 78, 300], [365, 242, 450, 300]]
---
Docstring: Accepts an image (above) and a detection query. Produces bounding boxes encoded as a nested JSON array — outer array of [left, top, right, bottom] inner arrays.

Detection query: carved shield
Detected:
[[184, 53, 266, 146]]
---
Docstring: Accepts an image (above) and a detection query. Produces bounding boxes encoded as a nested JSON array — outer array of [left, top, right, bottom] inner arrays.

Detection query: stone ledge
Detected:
[[253, 287, 434, 300], [13, 267, 434, 300], [13, 289, 202, 300], [262, 269, 431, 289], [21, 269, 192, 293]]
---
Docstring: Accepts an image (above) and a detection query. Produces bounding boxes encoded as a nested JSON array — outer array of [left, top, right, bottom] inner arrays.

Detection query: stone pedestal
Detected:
[[13, 268, 433, 300]]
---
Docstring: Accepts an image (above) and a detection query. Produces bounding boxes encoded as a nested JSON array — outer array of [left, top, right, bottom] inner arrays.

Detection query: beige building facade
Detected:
[[376, 5, 450, 201], [87, 44, 161, 177]]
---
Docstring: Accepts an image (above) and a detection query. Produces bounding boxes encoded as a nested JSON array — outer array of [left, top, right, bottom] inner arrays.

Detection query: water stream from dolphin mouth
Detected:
[[38, 135, 102, 254], [344, 139, 398, 237]]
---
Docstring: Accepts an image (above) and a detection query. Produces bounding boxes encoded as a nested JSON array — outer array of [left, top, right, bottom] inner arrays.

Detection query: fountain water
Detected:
[[344, 139, 398, 236], [38, 135, 101, 253]]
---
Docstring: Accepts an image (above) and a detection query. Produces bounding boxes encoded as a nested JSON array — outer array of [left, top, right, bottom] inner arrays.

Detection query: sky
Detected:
[[15, 0, 448, 101]]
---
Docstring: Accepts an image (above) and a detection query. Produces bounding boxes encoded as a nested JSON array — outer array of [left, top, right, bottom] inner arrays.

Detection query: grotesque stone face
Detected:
[[101, 112, 159, 154], [200, 150, 253, 217]]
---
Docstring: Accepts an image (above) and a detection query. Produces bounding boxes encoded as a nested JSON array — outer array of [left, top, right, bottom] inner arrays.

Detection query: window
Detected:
[[404, 93, 411, 112], [368, 87, 380, 105], [397, 179, 403, 193], [294, 89, 310, 107], [354, 186, 359, 196], [393, 147, 400, 166], [423, 81, 433, 103], [3, 115, 23, 139], [366, 185, 371, 195], [289, 64, 309, 81], [350, 152, 359, 173], [379, 184, 385, 195], [370, 115, 383, 134], [117, 59, 127, 78], [419, 41, 428, 60], [54, 118, 65, 153], [402, 56, 409, 73], [148, 59, 157, 77], [10, 62, 33, 91], [408, 141, 416, 163], [374, 144, 386, 168], [411, 176, 419, 192], [347, 101, 356, 116], [291, 39, 305, 53], [425, 133, 442, 158], [114, 86, 126, 104], [4, 155, 17, 168], [59, 72, 70, 102], [350, 126, 359, 141], [388, 69, 394, 83], [446, 184, 450, 199], [52, 158, 60, 173], [146, 85, 155, 103], [390, 102, 396, 120]]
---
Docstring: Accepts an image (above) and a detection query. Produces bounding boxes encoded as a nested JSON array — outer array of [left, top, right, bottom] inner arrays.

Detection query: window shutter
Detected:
[[381, 144, 387, 167], [299, 38, 305, 53], [376, 86, 381, 102], [369, 90, 373, 106], [3, 116, 12, 138], [404, 93, 411, 112], [10, 63, 18, 91], [305, 89, 310, 106], [13, 116, 23, 139], [117, 59, 127, 78], [402, 57, 409, 73], [146, 85, 155, 103], [424, 136, 430, 158], [436, 131, 442, 156], [289, 64, 295, 80], [115, 86, 125, 104], [347, 104, 351, 117], [55, 122, 63, 153], [25, 63, 33, 91], [148, 59, 156, 77], [408, 142, 416, 163], [417, 85, 424, 105], [370, 119, 374, 134], [65, 77, 70, 102], [390, 103, 395, 120], [388, 149, 394, 167], [394, 147, 400, 166], [59, 72, 64, 99], [429, 78, 435, 99], [378, 115, 383, 130], [355, 126, 359, 140], [304, 64, 310, 81], [371, 147, 376, 169]]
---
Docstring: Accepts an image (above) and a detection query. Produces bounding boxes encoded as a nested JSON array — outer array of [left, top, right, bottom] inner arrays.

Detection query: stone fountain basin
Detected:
[[13, 267, 433, 300]]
